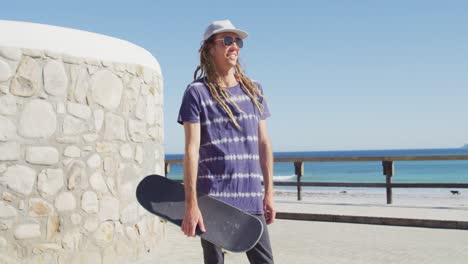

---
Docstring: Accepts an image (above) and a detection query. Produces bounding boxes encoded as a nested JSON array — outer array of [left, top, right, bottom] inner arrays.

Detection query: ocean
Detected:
[[165, 148, 468, 185]]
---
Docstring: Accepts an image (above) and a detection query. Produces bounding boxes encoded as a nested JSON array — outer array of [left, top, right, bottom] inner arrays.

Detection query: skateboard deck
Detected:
[[136, 174, 264, 252]]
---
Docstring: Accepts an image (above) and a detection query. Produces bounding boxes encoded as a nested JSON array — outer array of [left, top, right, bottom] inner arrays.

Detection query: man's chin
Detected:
[[228, 60, 238, 67]]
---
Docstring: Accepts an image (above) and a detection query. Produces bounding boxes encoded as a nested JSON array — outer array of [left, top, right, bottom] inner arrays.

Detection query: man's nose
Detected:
[[230, 42, 240, 50]]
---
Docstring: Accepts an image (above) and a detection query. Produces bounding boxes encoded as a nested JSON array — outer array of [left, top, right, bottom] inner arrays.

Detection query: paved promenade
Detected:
[[141, 201, 468, 264], [146, 219, 468, 264]]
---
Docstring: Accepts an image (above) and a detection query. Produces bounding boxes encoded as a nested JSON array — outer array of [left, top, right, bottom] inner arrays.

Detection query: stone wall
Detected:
[[0, 46, 165, 263]]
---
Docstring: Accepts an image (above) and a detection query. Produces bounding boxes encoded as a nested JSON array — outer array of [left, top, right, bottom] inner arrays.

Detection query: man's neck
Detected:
[[217, 68, 238, 88]]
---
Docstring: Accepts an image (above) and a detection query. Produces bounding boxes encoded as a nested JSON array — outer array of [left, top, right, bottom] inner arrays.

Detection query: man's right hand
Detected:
[[181, 205, 206, 237]]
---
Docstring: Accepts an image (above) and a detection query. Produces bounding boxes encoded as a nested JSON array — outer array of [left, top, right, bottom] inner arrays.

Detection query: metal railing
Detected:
[[165, 155, 468, 204]]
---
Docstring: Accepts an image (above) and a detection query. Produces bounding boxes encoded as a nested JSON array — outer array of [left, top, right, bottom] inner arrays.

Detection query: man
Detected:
[[177, 19, 275, 264]]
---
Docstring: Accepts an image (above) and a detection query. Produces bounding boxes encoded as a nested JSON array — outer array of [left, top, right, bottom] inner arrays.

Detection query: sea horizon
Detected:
[[165, 147, 468, 185], [165, 146, 468, 157]]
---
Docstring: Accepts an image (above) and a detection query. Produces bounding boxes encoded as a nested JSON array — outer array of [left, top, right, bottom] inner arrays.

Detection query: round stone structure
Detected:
[[0, 20, 165, 264]]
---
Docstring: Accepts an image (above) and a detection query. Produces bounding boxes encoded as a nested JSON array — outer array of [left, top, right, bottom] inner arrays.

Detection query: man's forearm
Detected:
[[183, 150, 199, 207], [259, 140, 273, 196]]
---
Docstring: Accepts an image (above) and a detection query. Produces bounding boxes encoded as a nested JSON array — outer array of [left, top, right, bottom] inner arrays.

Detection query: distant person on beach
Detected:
[[177, 19, 275, 263]]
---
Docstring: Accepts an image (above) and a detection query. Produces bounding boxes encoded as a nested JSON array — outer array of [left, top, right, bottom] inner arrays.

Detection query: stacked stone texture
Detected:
[[0, 46, 165, 264]]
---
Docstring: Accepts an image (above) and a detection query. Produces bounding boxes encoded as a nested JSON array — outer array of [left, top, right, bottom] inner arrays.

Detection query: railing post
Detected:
[[382, 160, 394, 204], [294, 161, 304, 201], [165, 162, 170, 176]]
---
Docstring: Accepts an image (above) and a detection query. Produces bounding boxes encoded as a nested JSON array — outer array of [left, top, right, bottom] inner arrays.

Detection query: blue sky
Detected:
[[3, 1, 468, 153]]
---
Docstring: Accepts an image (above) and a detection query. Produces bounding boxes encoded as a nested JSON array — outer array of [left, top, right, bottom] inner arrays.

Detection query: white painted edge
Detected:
[[0, 20, 161, 75]]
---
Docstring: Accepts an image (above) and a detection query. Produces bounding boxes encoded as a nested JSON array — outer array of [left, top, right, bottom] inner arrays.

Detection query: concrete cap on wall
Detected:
[[0, 20, 161, 73]]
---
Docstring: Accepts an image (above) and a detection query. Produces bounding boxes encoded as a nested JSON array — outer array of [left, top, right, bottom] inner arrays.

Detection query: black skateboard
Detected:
[[136, 174, 264, 252]]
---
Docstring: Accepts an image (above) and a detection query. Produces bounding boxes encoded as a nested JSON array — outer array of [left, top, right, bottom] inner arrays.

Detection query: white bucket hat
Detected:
[[203, 19, 248, 42]]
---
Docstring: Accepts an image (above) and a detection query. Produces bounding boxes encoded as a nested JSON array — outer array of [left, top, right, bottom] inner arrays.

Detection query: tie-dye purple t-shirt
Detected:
[[177, 78, 271, 214]]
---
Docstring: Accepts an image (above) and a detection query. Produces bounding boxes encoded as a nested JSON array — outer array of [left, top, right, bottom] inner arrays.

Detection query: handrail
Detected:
[[164, 155, 468, 204], [166, 155, 468, 163]]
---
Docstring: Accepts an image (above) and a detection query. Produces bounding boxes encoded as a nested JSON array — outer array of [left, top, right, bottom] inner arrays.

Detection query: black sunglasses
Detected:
[[215, 36, 244, 48]]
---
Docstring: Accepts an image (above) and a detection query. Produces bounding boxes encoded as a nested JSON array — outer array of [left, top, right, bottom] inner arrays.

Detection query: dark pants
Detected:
[[200, 215, 274, 264]]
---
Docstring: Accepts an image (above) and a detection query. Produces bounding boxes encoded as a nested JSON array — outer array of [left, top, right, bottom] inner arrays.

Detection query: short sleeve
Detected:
[[256, 82, 271, 120], [177, 85, 201, 125]]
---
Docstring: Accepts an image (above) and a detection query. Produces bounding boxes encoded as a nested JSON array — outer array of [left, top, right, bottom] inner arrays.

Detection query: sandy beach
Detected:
[[274, 187, 468, 207]]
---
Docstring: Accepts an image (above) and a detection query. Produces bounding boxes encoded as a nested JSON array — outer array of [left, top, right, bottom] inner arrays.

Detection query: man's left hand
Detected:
[[263, 195, 276, 225]]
